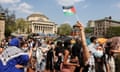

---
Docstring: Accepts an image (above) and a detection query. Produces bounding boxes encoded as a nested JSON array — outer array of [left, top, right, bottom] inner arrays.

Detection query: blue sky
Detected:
[[0, 0, 120, 26]]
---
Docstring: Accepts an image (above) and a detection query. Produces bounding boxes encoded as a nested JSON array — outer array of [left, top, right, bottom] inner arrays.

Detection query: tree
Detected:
[[0, 5, 4, 13], [15, 18, 29, 34], [106, 26, 120, 38], [85, 27, 94, 37], [58, 23, 72, 35], [5, 10, 16, 37], [0, 5, 16, 37], [85, 27, 93, 33]]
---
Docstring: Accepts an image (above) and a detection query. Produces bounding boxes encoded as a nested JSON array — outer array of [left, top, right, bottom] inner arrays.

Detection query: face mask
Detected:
[[96, 43, 99, 46], [22, 48, 28, 52], [94, 50, 103, 58]]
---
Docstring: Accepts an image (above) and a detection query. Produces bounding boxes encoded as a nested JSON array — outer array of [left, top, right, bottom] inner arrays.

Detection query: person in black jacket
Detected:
[[71, 39, 83, 72], [46, 41, 54, 72], [54, 41, 64, 71]]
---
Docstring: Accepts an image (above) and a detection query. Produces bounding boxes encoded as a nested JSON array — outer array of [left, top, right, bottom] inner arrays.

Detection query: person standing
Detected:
[[88, 36, 98, 54], [0, 38, 31, 72], [60, 40, 80, 72], [71, 39, 83, 72], [45, 41, 55, 72], [54, 41, 64, 72], [105, 42, 115, 72]]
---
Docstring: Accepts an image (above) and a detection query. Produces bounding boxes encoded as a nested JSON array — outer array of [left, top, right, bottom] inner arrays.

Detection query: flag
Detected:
[[63, 6, 76, 16]]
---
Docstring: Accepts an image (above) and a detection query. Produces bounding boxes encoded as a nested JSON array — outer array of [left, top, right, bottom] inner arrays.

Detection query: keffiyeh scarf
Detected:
[[0, 46, 28, 65]]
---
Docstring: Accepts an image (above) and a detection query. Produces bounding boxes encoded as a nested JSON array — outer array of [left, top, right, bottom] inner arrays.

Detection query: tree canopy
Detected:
[[58, 23, 72, 35], [15, 18, 30, 34], [106, 26, 120, 38], [85, 27, 93, 33]]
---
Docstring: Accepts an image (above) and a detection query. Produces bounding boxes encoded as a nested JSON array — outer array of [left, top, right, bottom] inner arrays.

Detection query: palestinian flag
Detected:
[[63, 6, 76, 16]]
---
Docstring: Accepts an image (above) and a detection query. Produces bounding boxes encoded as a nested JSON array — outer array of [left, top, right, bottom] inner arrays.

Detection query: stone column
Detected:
[[39, 26, 40, 31], [31, 23, 34, 33], [0, 13, 5, 40], [0, 20, 5, 40], [47, 26, 49, 34], [40, 25, 42, 33], [36, 25, 38, 32], [51, 25, 54, 34]]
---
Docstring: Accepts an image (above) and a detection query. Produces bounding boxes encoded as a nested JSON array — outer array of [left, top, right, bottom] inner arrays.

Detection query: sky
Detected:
[[0, 0, 120, 26]]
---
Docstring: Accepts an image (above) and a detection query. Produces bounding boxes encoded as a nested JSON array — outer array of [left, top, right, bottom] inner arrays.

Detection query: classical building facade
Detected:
[[87, 20, 95, 27], [91, 17, 120, 37], [27, 13, 57, 34]]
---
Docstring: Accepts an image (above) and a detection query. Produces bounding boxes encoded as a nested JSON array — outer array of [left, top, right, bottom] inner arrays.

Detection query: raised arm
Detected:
[[77, 21, 90, 63]]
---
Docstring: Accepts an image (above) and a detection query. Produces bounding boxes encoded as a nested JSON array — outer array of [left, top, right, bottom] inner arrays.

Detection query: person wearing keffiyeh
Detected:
[[0, 38, 30, 72]]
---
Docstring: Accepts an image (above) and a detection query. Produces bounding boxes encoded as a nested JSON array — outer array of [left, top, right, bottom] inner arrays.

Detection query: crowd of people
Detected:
[[0, 21, 120, 72]]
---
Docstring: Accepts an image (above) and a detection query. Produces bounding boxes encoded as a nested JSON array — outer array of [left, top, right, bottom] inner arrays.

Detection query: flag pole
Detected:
[[75, 14, 80, 21], [75, 14, 83, 26]]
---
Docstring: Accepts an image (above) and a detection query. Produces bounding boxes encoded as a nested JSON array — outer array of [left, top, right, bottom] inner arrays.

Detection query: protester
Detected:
[[0, 20, 119, 72], [105, 42, 115, 72], [36, 44, 43, 72], [27, 40, 38, 72], [88, 36, 98, 54], [0, 39, 6, 54], [94, 45, 110, 72], [60, 40, 80, 72], [76, 21, 91, 72], [71, 38, 83, 72], [0, 47, 3, 54], [54, 41, 64, 72], [20, 41, 29, 52], [20, 41, 33, 72], [0, 38, 31, 72], [45, 41, 55, 72], [0, 39, 7, 48]]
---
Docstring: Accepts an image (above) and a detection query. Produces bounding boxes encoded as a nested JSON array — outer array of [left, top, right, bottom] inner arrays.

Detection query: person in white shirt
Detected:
[[88, 36, 98, 54], [87, 37, 98, 72]]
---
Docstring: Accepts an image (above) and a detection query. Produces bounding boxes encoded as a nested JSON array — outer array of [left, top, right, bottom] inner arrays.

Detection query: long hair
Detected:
[[63, 40, 71, 55], [105, 42, 113, 60]]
